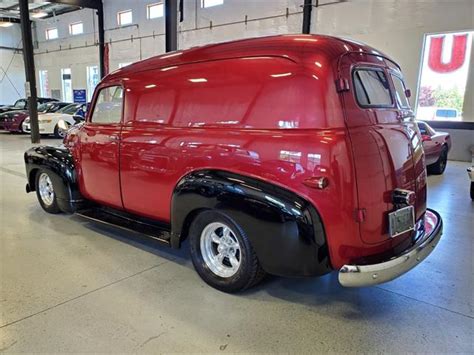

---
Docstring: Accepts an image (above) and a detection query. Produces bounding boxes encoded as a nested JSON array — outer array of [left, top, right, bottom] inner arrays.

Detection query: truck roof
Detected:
[[106, 34, 396, 80]]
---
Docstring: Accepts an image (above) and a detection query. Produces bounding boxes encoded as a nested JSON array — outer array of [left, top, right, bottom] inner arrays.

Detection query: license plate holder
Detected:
[[389, 206, 415, 238]]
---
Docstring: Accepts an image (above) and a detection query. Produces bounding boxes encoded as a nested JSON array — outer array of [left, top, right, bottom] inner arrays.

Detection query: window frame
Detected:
[[45, 27, 58, 40], [69, 21, 84, 35], [88, 84, 125, 125], [352, 66, 394, 109], [117, 9, 133, 26], [390, 72, 411, 109], [147, 2, 164, 19]]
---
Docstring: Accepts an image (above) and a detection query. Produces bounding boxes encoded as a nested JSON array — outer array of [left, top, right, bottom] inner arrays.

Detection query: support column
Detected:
[[97, 2, 105, 78], [165, 0, 178, 52], [19, 0, 40, 143], [302, 0, 313, 34]]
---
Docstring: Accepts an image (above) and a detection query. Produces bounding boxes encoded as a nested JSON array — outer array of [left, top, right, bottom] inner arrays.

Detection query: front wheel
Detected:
[[54, 123, 69, 139], [189, 211, 265, 293], [35, 170, 61, 214]]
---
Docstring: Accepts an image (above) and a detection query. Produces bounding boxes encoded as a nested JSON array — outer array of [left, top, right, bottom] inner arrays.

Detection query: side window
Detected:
[[90, 86, 123, 124], [391, 74, 411, 109], [353, 69, 393, 107], [14, 99, 26, 109]]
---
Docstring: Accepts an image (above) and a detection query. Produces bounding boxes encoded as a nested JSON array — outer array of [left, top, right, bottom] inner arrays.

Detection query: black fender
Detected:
[[171, 170, 332, 277], [24, 145, 84, 213]]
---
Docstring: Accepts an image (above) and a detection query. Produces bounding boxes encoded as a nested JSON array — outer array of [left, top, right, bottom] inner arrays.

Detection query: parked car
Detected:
[[417, 121, 451, 175], [0, 97, 58, 115], [24, 35, 442, 293], [1, 102, 71, 133], [23, 103, 88, 138]]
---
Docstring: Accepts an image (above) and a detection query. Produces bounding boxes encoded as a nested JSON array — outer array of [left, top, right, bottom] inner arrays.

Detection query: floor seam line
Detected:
[[375, 286, 474, 319], [0, 166, 25, 178], [0, 261, 168, 329]]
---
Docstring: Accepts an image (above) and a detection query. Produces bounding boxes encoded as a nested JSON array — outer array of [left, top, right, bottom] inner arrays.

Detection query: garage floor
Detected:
[[0, 132, 473, 353]]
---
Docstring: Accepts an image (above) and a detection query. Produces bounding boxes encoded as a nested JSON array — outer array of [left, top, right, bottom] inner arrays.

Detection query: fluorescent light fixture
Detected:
[[270, 72, 292, 78], [31, 11, 48, 18], [188, 78, 207, 83], [0, 22, 14, 27]]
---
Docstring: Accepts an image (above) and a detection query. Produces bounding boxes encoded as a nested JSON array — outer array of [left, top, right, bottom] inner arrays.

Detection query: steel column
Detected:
[[302, 0, 313, 34], [165, 0, 178, 52], [19, 0, 40, 143], [97, 3, 105, 78]]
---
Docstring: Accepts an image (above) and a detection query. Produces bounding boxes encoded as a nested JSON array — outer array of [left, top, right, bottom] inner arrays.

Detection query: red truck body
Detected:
[[25, 35, 443, 291]]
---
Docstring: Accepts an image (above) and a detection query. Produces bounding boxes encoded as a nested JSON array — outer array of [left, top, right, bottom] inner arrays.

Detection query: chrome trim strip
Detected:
[[339, 209, 443, 287]]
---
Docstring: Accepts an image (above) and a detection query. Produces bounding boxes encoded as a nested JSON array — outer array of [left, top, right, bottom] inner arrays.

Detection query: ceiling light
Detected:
[[0, 22, 14, 27], [31, 11, 48, 18]]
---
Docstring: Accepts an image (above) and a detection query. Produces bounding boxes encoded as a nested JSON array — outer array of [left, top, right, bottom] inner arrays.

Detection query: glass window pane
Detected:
[[148, 3, 164, 18], [354, 69, 392, 107], [70, 22, 83, 35], [46, 28, 58, 40], [391, 75, 411, 109], [202, 0, 224, 8], [91, 86, 123, 124], [118, 10, 133, 26]]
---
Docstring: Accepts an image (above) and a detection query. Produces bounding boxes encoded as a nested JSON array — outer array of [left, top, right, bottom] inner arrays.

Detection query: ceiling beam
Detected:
[[0, 16, 20, 23], [46, 0, 102, 10]]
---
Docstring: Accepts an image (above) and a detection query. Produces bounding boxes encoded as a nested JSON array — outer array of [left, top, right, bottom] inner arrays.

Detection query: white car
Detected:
[[23, 103, 87, 138]]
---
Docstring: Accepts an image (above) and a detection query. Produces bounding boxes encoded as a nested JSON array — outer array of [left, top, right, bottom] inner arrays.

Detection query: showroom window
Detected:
[[201, 0, 224, 8], [353, 69, 393, 107], [91, 86, 123, 124], [61, 68, 73, 102], [117, 9, 133, 26], [87, 66, 100, 101], [45, 28, 58, 40], [69, 22, 83, 35], [38, 70, 50, 97], [416, 31, 473, 122], [147, 2, 164, 19]]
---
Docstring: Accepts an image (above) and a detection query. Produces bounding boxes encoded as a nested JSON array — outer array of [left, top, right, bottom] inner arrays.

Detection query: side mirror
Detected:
[[405, 89, 412, 98]]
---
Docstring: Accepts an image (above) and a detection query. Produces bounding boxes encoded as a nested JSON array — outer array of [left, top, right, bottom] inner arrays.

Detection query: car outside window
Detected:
[[91, 86, 123, 124], [353, 69, 393, 107], [58, 104, 80, 115], [14, 99, 26, 109], [391, 74, 411, 109]]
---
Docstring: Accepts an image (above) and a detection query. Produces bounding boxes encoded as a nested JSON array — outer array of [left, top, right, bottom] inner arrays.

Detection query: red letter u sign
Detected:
[[428, 34, 468, 73]]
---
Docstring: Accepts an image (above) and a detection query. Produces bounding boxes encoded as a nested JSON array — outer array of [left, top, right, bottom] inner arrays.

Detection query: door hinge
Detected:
[[354, 208, 366, 223], [335, 78, 350, 92]]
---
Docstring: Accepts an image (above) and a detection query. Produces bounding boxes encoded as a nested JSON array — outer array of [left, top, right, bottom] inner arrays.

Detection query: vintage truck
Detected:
[[24, 35, 443, 293]]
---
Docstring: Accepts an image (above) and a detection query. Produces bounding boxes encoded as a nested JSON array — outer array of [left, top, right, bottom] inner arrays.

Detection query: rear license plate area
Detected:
[[389, 206, 415, 238]]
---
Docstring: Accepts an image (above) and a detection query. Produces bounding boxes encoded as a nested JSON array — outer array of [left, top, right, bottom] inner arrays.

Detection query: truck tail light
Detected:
[[392, 188, 416, 206]]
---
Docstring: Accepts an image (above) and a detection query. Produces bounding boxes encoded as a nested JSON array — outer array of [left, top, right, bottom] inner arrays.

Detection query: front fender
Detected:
[[171, 170, 332, 277], [24, 145, 83, 213]]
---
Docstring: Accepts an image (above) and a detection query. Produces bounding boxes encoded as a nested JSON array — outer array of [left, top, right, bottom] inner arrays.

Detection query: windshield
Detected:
[[14, 99, 26, 108], [38, 103, 54, 113], [57, 104, 79, 115]]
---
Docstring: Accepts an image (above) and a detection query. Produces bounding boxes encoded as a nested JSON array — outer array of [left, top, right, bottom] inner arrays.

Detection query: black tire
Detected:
[[428, 146, 448, 175], [470, 182, 474, 200], [189, 210, 266, 293], [53, 123, 69, 139], [35, 169, 61, 214], [19, 119, 26, 133]]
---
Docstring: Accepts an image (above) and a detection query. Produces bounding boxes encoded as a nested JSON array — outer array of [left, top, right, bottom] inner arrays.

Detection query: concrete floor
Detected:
[[0, 132, 473, 353]]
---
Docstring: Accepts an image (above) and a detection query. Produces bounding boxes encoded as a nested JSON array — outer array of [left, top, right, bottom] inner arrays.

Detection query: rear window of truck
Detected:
[[391, 74, 411, 109], [353, 68, 392, 107]]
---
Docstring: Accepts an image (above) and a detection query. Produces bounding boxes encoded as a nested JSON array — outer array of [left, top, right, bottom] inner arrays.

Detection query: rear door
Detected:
[[339, 53, 423, 245]]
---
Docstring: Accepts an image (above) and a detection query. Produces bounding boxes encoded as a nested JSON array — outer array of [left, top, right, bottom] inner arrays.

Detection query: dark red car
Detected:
[[1, 102, 71, 133], [24, 35, 442, 293], [417, 121, 451, 175]]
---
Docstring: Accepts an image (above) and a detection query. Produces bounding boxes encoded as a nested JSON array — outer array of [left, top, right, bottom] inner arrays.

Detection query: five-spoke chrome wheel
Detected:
[[38, 172, 55, 206], [200, 222, 241, 278]]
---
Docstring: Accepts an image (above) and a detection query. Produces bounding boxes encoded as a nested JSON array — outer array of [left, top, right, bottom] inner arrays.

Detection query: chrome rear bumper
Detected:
[[339, 209, 442, 287]]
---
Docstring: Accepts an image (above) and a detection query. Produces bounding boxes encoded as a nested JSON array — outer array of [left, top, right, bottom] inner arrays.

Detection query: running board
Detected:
[[76, 207, 172, 245]]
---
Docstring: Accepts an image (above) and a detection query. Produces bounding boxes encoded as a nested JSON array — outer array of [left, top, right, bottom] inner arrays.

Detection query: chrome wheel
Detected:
[[38, 173, 54, 206], [200, 222, 241, 278]]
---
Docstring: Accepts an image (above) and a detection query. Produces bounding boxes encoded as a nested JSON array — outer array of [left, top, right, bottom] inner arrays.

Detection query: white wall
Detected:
[[0, 24, 25, 105]]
